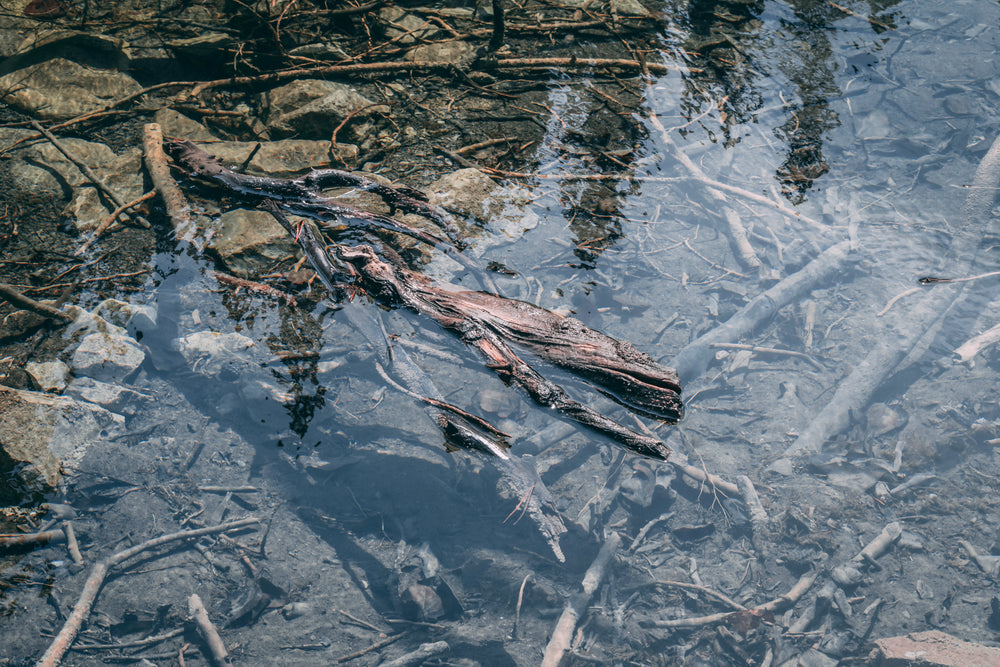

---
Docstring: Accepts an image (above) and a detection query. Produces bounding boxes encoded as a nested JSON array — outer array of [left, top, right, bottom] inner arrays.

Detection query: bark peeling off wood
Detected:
[[335, 244, 678, 460]]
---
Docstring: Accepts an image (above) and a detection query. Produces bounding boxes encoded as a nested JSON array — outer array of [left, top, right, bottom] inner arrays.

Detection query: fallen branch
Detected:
[[645, 570, 816, 629], [380, 641, 450, 667], [213, 271, 297, 307], [166, 138, 466, 254], [142, 123, 195, 241], [75, 190, 157, 256], [0, 282, 75, 323], [36, 517, 259, 667], [334, 244, 679, 459], [0, 529, 66, 548], [188, 594, 230, 666], [954, 320, 1000, 364], [541, 531, 622, 667], [186, 58, 679, 97]]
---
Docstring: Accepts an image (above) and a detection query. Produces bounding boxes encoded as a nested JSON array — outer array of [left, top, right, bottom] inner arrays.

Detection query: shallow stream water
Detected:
[[3, 0, 1000, 664]]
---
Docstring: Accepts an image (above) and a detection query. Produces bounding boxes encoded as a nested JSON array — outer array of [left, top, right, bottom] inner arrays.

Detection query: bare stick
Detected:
[[63, 522, 84, 567], [0, 282, 74, 322], [647, 570, 816, 628], [668, 454, 740, 496], [954, 320, 1000, 363], [0, 529, 65, 548], [36, 517, 259, 667], [852, 521, 901, 565], [380, 641, 450, 667], [541, 532, 622, 667], [333, 633, 405, 663], [142, 123, 195, 241], [188, 594, 230, 666], [709, 343, 823, 370], [75, 190, 157, 256], [671, 241, 854, 381], [650, 580, 746, 611], [724, 208, 764, 272], [188, 58, 678, 97], [737, 475, 768, 526], [213, 271, 297, 307]]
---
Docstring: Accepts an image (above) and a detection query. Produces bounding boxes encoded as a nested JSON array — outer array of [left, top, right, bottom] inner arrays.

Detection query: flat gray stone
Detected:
[[427, 168, 499, 221], [208, 208, 299, 277], [174, 331, 256, 375], [379, 6, 438, 44], [204, 139, 337, 176], [0, 58, 142, 120], [71, 331, 146, 382], [404, 41, 476, 65], [92, 298, 157, 335], [0, 128, 118, 198], [153, 108, 219, 142], [261, 79, 388, 140], [0, 385, 122, 492], [65, 377, 134, 409]]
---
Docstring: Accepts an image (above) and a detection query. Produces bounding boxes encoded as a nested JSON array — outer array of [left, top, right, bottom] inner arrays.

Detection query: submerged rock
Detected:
[[0, 57, 141, 120], [208, 209, 298, 278], [260, 79, 387, 141], [71, 330, 146, 382], [0, 385, 122, 496], [65, 376, 135, 409], [174, 331, 256, 375], [404, 41, 475, 65]]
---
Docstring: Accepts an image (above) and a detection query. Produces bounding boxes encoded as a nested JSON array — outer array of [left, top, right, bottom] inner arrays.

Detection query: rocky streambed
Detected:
[[3, 1, 1000, 666]]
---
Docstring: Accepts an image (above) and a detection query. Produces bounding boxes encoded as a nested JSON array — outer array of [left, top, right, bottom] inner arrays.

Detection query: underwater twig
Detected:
[[37, 517, 259, 667], [542, 531, 622, 667], [188, 594, 230, 666]]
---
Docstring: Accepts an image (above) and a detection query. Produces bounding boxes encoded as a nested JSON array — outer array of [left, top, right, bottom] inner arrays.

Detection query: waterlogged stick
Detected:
[[541, 532, 622, 667], [188, 594, 230, 666], [37, 518, 259, 667], [671, 240, 854, 382]]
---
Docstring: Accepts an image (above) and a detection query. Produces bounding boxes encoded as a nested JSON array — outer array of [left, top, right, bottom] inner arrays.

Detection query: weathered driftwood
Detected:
[[143, 123, 194, 240], [168, 139, 680, 459], [672, 240, 855, 382], [165, 139, 461, 246], [332, 243, 679, 460]]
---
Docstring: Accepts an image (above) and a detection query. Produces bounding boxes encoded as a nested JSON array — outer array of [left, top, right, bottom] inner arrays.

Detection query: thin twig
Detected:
[[36, 517, 259, 667], [333, 632, 406, 663], [75, 190, 157, 256], [29, 120, 149, 229], [647, 570, 816, 628]]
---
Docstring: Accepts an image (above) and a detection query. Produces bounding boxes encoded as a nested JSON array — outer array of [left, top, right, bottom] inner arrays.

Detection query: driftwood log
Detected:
[[331, 244, 680, 460], [167, 139, 681, 460]]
